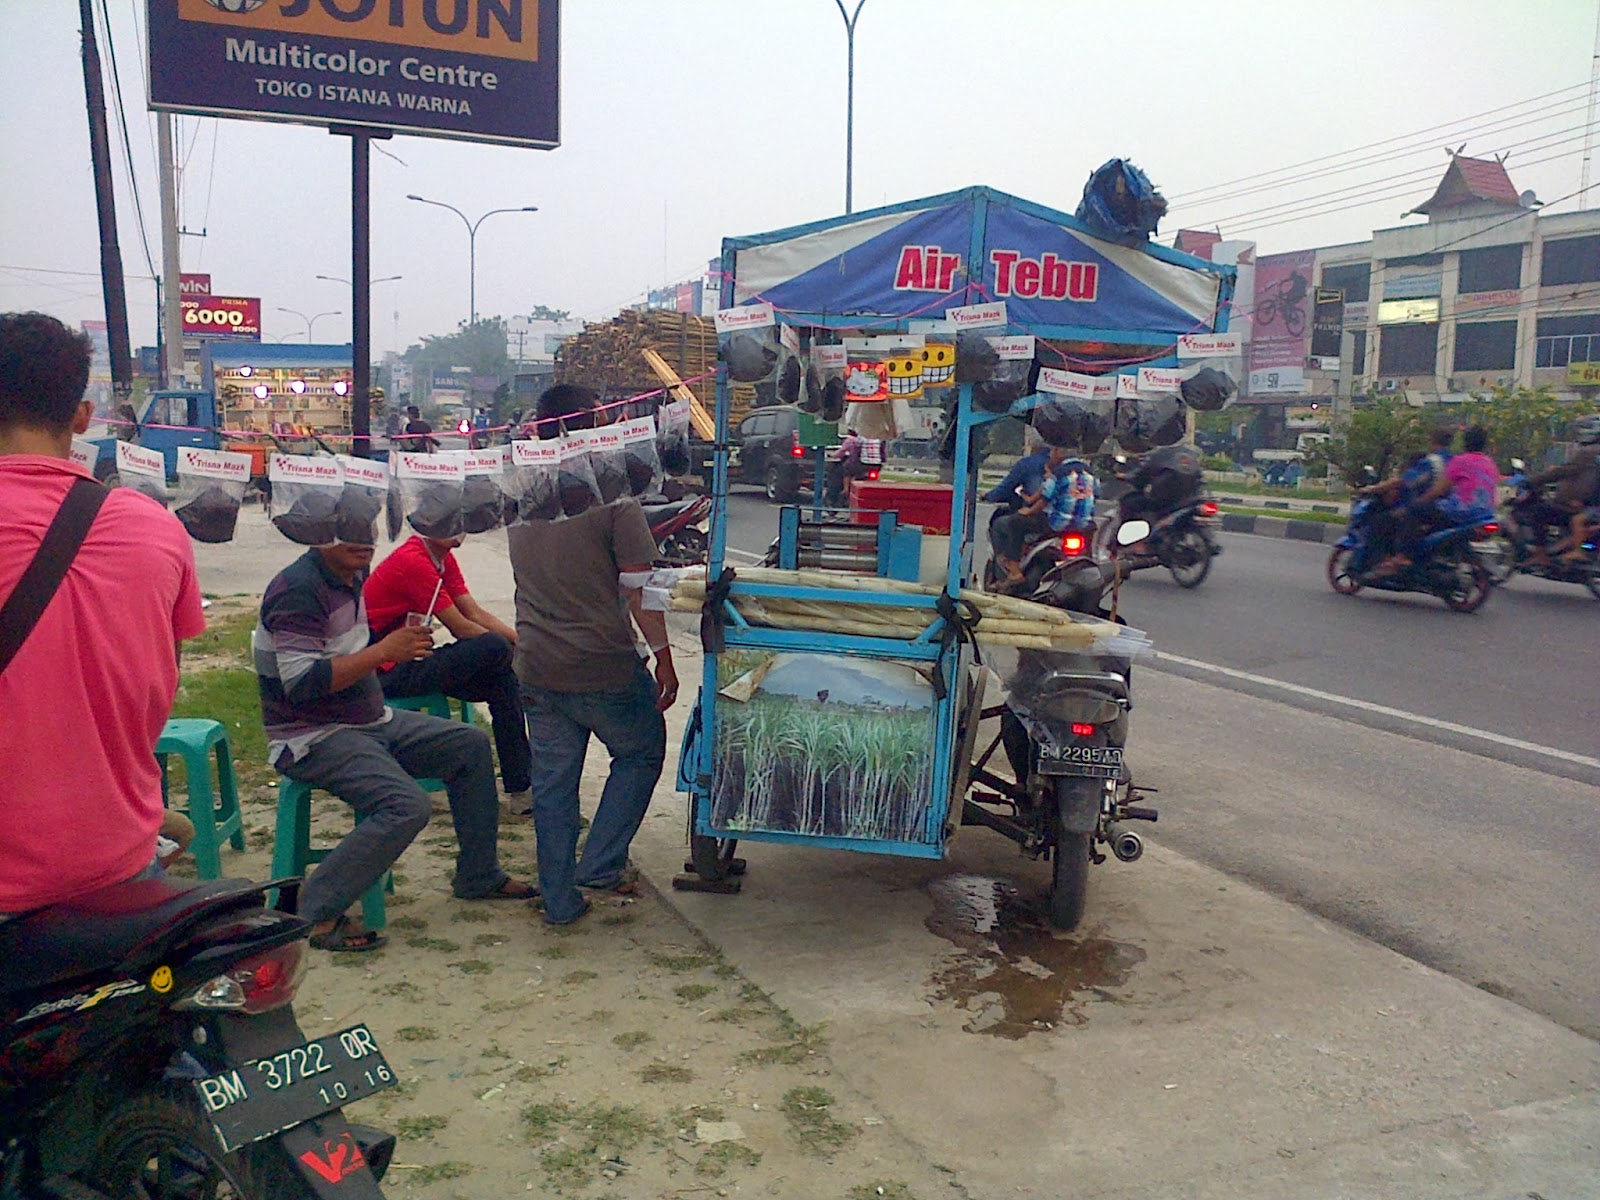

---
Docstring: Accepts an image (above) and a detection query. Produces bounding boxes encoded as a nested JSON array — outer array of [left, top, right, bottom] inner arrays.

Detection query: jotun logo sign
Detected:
[[147, 0, 560, 149]]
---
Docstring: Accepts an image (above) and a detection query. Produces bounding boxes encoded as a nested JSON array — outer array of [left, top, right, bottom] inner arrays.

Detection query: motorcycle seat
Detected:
[[640, 498, 695, 521], [0, 877, 266, 1000]]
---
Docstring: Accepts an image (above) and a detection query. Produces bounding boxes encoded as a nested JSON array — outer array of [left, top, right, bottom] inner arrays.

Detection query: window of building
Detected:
[[1452, 321, 1518, 372], [1320, 262, 1370, 304], [1377, 323, 1438, 376], [1540, 236, 1600, 287], [1457, 245, 1522, 294], [1534, 312, 1600, 367], [1350, 329, 1367, 375]]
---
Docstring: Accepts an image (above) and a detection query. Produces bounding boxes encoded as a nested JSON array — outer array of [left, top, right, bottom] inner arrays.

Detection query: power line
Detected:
[[1170, 81, 1592, 202]]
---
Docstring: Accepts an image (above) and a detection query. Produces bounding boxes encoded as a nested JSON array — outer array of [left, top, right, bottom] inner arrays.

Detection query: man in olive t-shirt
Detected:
[[506, 385, 679, 925]]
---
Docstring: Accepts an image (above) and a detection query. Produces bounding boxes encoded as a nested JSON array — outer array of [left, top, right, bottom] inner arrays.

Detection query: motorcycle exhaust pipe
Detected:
[[1108, 827, 1144, 862]]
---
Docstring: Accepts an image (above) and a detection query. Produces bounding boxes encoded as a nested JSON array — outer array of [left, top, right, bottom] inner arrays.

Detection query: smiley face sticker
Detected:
[[150, 966, 174, 994]]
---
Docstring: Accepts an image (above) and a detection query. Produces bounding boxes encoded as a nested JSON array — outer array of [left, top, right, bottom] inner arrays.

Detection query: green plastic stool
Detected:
[[271, 779, 391, 933], [156, 718, 245, 880], [387, 691, 475, 724]]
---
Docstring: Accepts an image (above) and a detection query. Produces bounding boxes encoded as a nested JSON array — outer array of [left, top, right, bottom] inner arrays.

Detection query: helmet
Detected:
[[1575, 414, 1600, 445]]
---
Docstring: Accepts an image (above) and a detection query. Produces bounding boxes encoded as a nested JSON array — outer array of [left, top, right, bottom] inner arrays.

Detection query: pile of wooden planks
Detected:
[[554, 310, 717, 406]]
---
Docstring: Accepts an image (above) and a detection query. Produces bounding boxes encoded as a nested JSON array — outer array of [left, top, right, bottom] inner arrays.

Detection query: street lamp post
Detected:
[[277, 307, 342, 342], [405, 196, 538, 325], [833, 0, 868, 214], [318, 273, 402, 287]]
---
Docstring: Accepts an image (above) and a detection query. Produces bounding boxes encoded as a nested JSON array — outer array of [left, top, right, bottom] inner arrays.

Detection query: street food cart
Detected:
[[675, 184, 1235, 915]]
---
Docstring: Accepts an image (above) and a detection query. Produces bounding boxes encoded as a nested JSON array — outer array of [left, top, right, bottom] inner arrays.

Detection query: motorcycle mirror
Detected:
[[1511, 457, 1526, 471], [1117, 520, 1151, 546]]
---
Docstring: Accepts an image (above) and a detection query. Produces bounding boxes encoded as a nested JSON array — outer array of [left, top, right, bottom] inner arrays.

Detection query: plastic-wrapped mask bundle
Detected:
[[719, 330, 778, 383], [511, 438, 562, 522], [333, 454, 387, 546], [1032, 367, 1114, 451], [778, 355, 803, 404], [954, 331, 1000, 383], [269, 453, 343, 546], [116, 442, 169, 507], [972, 336, 1037, 414], [557, 430, 601, 518], [1179, 366, 1237, 412], [1114, 394, 1187, 453], [173, 446, 250, 543], [584, 425, 629, 505], [618, 414, 663, 497], [656, 398, 691, 477], [394, 450, 466, 539], [461, 447, 511, 534]]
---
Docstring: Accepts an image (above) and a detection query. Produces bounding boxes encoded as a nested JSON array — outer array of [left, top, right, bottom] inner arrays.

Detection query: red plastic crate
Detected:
[[848, 480, 954, 535]]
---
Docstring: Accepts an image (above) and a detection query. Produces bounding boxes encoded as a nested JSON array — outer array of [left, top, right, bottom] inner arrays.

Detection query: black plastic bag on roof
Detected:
[[1179, 366, 1237, 412], [1075, 159, 1168, 243]]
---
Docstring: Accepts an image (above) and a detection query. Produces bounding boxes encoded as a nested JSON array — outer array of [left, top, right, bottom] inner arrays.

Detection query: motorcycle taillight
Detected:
[[1061, 532, 1087, 556], [179, 941, 309, 1014], [1070, 722, 1096, 738], [866, 468, 880, 480], [1200, 501, 1219, 517]]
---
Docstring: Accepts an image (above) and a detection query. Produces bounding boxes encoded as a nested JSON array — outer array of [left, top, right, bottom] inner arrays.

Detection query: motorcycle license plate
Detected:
[[1037, 743, 1123, 778], [193, 1024, 396, 1152]]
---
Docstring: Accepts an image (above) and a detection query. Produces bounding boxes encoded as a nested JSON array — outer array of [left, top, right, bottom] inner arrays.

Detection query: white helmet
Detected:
[[1575, 414, 1600, 445]]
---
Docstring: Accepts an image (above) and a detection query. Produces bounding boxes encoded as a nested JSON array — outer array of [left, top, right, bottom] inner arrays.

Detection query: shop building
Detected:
[[202, 342, 354, 435]]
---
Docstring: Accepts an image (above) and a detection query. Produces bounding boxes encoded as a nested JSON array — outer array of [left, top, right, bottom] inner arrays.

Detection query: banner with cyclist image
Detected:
[[1248, 250, 1315, 393]]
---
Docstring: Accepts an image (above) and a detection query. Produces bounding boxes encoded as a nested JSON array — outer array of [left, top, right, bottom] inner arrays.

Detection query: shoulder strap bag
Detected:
[[0, 477, 110, 676]]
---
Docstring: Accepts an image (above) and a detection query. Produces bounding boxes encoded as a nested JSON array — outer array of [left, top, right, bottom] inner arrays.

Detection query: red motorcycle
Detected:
[[644, 490, 712, 565]]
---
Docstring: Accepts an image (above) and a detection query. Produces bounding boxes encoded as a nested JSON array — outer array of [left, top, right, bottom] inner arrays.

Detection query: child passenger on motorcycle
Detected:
[[993, 445, 1089, 581]]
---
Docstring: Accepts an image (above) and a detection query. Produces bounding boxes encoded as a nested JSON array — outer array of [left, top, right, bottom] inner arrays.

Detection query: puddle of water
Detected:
[[925, 873, 1146, 1039]]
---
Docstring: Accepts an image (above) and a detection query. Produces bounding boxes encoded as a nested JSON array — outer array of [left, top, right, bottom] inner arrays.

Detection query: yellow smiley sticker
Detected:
[[150, 966, 174, 994]]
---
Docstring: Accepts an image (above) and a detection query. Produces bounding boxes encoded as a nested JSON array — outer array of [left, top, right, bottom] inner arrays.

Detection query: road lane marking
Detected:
[[1153, 650, 1600, 771], [724, 547, 764, 563]]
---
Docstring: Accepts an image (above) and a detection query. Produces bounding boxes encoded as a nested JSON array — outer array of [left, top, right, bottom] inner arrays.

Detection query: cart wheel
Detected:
[[690, 833, 739, 883]]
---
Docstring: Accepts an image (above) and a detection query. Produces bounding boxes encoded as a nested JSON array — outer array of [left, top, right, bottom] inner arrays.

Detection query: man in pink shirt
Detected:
[[0, 312, 206, 914], [1444, 424, 1500, 512]]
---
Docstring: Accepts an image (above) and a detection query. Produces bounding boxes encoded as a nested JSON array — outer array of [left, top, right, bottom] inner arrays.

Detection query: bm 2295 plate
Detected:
[[193, 1024, 396, 1152], [1037, 743, 1124, 779]]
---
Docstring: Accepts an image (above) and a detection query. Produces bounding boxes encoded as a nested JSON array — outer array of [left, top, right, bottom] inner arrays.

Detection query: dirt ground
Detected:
[[167, 606, 972, 1200]]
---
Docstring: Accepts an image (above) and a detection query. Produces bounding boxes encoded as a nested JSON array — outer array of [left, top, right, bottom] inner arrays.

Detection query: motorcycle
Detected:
[[966, 520, 1158, 930], [1478, 476, 1600, 600], [1, 876, 395, 1199], [644, 490, 713, 566], [1326, 496, 1497, 611], [1095, 494, 1222, 588]]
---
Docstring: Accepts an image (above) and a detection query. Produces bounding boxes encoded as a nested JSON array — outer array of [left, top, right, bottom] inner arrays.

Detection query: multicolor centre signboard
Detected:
[[146, 0, 560, 148], [181, 295, 262, 340]]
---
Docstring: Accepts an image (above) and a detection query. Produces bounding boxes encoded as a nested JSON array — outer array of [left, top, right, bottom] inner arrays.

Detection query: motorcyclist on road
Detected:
[[1115, 442, 1203, 526], [1520, 415, 1600, 565], [992, 444, 1073, 582], [1386, 427, 1458, 573], [982, 435, 1050, 513], [825, 427, 869, 504], [1039, 454, 1097, 535]]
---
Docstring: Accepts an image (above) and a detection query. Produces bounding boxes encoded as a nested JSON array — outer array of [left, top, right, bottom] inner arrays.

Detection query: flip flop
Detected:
[[468, 878, 539, 901], [579, 867, 642, 896], [308, 915, 386, 953]]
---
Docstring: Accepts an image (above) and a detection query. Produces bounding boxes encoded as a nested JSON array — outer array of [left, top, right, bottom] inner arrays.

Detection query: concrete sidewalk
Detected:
[[192, 514, 1598, 1199]]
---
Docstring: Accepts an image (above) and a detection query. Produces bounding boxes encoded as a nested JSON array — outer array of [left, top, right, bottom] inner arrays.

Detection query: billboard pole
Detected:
[[157, 113, 185, 388], [335, 126, 389, 457], [78, 0, 133, 402]]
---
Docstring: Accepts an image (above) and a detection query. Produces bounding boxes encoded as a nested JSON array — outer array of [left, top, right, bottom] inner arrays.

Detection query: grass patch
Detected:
[[168, 668, 270, 788], [780, 1086, 856, 1154], [669, 1103, 726, 1126], [512, 1058, 566, 1083], [537, 1144, 592, 1189], [449, 959, 494, 975], [612, 1030, 650, 1049], [522, 1099, 577, 1138], [563, 969, 599, 986], [379, 981, 423, 1001], [480, 997, 522, 1014], [404, 936, 460, 953], [387, 915, 427, 932], [708, 1006, 761, 1024], [850, 1184, 918, 1200], [739, 983, 765, 1002], [576, 1103, 661, 1151], [696, 1142, 762, 1178], [393, 1026, 437, 1042], [741, 1019, 826, 1066], [394, 1114, 448, 1140], [481, 1042, 512, 1059], [473, 932, 509, 947], [647, 950, 714, 973], [449, 906, 494, 923], [599, 911, 635, 927], [638, 1063, 693, 1084], [409, 1161, 472, 1184], [536, 944, 572, 960], [674, 983, 715, 1002]]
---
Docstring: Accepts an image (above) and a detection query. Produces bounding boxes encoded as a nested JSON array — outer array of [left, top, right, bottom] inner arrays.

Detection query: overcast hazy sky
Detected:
[[2, 0, 1595, 354]]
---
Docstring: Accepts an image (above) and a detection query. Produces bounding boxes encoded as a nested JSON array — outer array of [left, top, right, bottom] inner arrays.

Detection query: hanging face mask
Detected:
[[1175, 334, 1243, 412], [584, 423, 630, 505], [394, 450, 466, 540], [461, 446, 512, 535], [1114, 391, 1187, 453], [174, 447, 250, 543], [1032, 367, 1116, 453], [269, 453, 344, 546], [1179, 365, 1237, 412], [656, 397, 692, 476], [510, 437, 562, 523], [557, 427, 602, 518], [116, 441, 169, 507], [954, 330, 1001, 383], [802, 346, 848, 422], [618, 414, 664, 498], [715, 303, 778, 384], [333, 454, 388, 546], [971, 335, 1037, 414]]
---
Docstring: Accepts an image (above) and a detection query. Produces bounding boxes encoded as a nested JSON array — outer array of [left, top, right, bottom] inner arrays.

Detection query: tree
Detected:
[[1302, 394, 1430, 486], [526, 305, 571, 322], [403, 317, 512, 380], [1455, 385, 1599, 471]]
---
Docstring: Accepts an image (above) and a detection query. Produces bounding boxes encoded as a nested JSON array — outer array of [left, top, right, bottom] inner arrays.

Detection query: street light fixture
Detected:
[[405, 195, 538, 325], [318, 274, 402, 286], [277, 307, 342, 342], [833, 0, 868, 214]]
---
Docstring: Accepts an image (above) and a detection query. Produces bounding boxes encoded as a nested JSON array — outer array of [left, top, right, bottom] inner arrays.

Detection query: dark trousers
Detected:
[[992, 509, 1049, 561], [1398, 501, 1447, 557], [380, 633, 532, 794]]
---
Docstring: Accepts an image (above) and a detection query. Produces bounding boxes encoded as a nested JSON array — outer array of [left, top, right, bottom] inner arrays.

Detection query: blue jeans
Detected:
[[521, 664, 666, 923]]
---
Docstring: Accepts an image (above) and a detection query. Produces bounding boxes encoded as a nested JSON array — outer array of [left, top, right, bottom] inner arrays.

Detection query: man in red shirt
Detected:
[[0, 312, 206, 914], [363, 532, 531, 810]]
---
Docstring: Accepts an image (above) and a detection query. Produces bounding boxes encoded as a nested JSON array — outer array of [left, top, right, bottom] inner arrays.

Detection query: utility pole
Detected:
[[78, 0, 132, 401], [157, 113, 185, 387]]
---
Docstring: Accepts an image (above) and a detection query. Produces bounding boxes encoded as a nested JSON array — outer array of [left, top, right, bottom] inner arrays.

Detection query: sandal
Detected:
[[579, 867, 642, 895], [308, 915, 386, 953], [469, 878, 539, 901]]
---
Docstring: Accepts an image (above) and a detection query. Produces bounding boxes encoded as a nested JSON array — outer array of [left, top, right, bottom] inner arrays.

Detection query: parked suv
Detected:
[[730, 405, 809, 502]]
